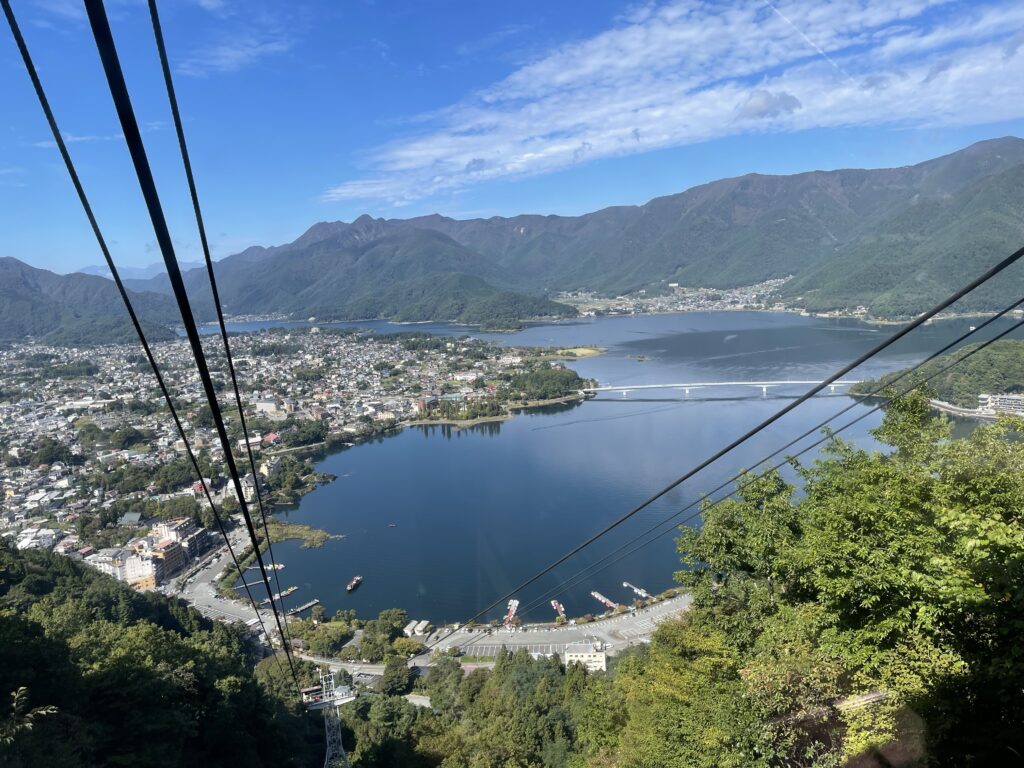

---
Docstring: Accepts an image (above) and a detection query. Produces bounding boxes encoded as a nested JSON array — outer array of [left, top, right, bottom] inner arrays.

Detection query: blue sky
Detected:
[[2, 0, 1024, 273]]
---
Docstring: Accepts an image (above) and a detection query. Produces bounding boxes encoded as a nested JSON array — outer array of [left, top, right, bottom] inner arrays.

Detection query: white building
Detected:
[[86, 548, 129, 581], [124, 553, 159, 588], [564, 642, 608, 672], [978, 393, 1024, 415]]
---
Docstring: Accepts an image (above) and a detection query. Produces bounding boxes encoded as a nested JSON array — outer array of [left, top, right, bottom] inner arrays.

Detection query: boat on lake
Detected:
[[346, 575, 363, 592]]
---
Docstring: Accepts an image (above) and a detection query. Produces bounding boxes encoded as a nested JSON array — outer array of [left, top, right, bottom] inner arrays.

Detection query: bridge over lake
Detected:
[[583, 380, 862, 396]]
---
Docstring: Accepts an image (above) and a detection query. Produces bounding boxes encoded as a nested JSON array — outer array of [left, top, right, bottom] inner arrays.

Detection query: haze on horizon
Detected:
[[2, 0, 1024, 273]]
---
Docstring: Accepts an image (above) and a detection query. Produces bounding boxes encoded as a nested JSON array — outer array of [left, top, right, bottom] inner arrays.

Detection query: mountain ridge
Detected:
[[0, 258, 180, 345], [5, 136, 1024, 343]]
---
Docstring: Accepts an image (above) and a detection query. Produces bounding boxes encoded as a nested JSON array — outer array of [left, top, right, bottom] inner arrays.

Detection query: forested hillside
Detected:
[[0, 258, 178, 344], [0, 547, 321, 767], [5, 137, 1024, 343], [117, 136, 1024, 326], [852, 338, 1024, 407], [4, 394, 1023, 765], [123, 227, 576, 330]]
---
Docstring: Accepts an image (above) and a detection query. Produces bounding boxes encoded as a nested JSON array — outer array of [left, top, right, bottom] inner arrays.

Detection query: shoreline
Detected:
[[851, 391, 1002, 422], [192, 307, 1024, 341], [405, 392, 592, 430], [928, 398, 999, 420]]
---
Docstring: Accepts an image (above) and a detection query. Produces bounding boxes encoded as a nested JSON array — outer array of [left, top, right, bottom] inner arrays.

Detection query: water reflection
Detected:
[[244, 312, 1023, 623]]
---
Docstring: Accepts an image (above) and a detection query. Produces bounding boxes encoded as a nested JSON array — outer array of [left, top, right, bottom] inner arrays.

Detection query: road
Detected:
[[298, 593, 691, 680], [423, 593, 693, 660], [170, 524, 279, 632]]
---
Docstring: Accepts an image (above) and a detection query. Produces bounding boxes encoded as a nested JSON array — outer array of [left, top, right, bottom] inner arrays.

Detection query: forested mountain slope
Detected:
[[159, 135, 1024, 318], [7, 137, 1024, 343], [0, 258, 179, 344], [853, 338, 1024, 407], [0, 546, 320, 767]]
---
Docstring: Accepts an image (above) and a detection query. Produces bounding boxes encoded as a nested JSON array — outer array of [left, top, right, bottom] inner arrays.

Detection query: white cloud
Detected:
[[30, 0, 85, 20], [737, 89, 802, 120], [31, 132, 123, 149], [323, 0, 1024, 205], [177, 32, 291, 77]]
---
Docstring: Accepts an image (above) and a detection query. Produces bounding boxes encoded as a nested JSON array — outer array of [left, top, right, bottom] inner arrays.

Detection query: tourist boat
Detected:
[[387, 522, 398, 528], [346, 575, 363, 592]]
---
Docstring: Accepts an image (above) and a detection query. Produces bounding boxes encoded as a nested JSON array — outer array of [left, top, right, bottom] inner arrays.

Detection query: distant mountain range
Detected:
[[4, 136, 1023, 344], [0, 258, 179, 345], [76, 259, 205, 280]]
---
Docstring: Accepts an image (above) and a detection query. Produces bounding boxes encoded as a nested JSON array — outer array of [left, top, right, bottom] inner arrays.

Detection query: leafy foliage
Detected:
[[507, 364, 587, 401], [333, 394, 1024, 767], [630, 392, 1024, 766], [0, 546, 320, 767], [853, 338, 1024, 407]]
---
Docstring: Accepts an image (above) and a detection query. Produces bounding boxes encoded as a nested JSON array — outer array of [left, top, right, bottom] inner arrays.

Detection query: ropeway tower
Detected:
[[302, 669, 357, 768]]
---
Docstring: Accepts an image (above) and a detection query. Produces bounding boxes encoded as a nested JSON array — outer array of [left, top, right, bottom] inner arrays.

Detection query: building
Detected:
[[152, 539, 188, 577], [124, 553, 161, 591], [978, 393, 1024, 415], [181, 528, 212, 559], [85, 548, 129, 581], [564, 642, 608, 672], [259, 456, 282, 478], [240, 473, 263, 503], [118, 511, 144, 527], [152, 517, 197, 544]]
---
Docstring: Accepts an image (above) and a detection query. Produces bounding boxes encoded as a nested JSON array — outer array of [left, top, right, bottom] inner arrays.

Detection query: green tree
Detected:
[[641, 391, 1024, 765], [379, 656, 412, 696]]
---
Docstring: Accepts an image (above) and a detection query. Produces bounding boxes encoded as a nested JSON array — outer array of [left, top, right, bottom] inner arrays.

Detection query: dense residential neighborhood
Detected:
[[0, 328, 591, 591]]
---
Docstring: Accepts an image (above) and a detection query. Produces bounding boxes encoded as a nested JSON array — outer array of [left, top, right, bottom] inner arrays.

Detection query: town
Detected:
[[555, 276, 791, 316], [0, 327, 593, 596]]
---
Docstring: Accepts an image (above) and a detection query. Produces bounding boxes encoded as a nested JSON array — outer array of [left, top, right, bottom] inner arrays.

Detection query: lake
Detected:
[[238, 311, 1019, 624]]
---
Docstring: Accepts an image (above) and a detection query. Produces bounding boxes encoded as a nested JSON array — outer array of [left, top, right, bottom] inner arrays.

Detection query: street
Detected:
[[171, 525, 279, 630], [423, 592, 693, 660]]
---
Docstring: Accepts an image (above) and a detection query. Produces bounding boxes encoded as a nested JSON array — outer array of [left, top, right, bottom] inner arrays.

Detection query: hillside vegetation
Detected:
[[0, 258, 178, 344], [124, 137, 1024, 322], [852, 338, 1024, 407], [326, 394, 1024, 766], [0, 547, 321, 767]]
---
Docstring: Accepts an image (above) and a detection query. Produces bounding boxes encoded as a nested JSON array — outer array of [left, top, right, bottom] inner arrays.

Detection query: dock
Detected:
[[287, 598, 320, 617], [259, 586, 299, 606]]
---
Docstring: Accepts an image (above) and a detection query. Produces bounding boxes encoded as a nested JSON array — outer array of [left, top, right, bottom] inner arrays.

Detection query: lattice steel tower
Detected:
[[303, 668, 357, 768]]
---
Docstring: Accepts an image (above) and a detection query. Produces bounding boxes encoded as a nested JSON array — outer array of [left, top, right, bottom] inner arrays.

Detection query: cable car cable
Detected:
[[0, 0, 286, 677], [499, 296, 1024, 623], [82, 0, 297, 678], [145, 0, 293, 649], [445, 303, 1024, 650], [443, 243, 1024, 634]]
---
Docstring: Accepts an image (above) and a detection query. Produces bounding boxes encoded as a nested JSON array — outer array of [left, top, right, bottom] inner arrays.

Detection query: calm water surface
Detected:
[[237, 312, 1020, 623]]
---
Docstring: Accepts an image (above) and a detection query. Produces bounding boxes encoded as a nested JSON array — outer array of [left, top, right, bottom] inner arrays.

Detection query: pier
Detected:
[[287, 598, 320, 617]]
